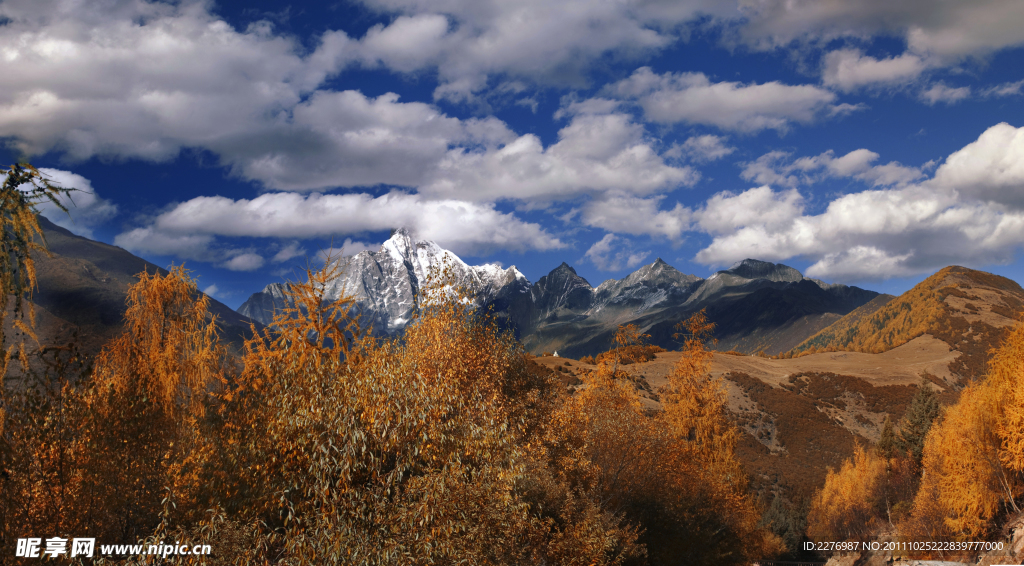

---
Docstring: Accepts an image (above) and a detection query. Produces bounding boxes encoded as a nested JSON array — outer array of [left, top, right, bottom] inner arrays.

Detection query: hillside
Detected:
[[534, 345, 960, 500], [14, 215, 261, 357], [789, 266, 1024, 382]]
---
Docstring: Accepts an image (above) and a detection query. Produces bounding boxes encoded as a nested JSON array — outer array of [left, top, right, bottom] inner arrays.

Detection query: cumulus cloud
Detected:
[[691, 123, 1024, 280], [696, 186, 803, 235], [0, 0, 352, 165], [583, 234, 651, 271], [223, 253, 266, 272], [580, 195, 692, 240], [609, 67, 838, 132], [113, 191, 565, 260], [0, 1, 701, 206], [931, 122, 1024, 208], [740, 148, 924, 188], [737, 0, 1024, 60], [421, 112, 697, 202], [691, 183, 1024, 279], [821, 49, 926, 91], [669, 135, 736, 162], [356, 0, 735, 101]]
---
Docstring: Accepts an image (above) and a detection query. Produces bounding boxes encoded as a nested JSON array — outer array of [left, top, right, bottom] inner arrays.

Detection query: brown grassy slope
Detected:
[[602, 348, 959, 501], [728, 371, 919, 501], [789, 266, 1024, 382]]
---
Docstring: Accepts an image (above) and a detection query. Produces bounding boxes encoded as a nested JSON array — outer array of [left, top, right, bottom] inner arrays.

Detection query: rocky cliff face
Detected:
[[238, 231, 880, 356]]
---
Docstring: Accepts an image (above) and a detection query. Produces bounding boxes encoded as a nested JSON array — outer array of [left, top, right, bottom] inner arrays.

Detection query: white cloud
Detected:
[[356, 0, 736, 102], [740, 148, 924, 188], [691, 184, 1024, 279], [222, 90, 513, 191], [691, 124, 1024, 280], [202, 284, 219, 297], [580, 195, 692, 240], [696, 186, 803, 235], [609, 67, 838, 133], [583, 234, 650, 271], [931, 122, 1024, 208], [737, 0, 1024, 60], [920, 83, 972, 105], [340, 238, 381, 256], [115, 228, 216, 260], [358, 14, 450, 73], [982, 80, 1024, 97], [670, 135, 736, 162], [0, 0, 352, 165], [821, 49, 926, 91], [0, 3, 699, 203], [420, 112, 697, 202], [113, 191, 565, 260], [223, 253, 266, 272]]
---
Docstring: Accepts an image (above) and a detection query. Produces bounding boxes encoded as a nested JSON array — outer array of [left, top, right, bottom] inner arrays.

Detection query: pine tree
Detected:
[[897, 378, 940, 463], [877, 414, 897, 459]]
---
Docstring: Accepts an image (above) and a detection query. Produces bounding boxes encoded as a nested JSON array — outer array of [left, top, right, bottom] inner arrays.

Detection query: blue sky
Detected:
[[3, 0, 1024, 308]]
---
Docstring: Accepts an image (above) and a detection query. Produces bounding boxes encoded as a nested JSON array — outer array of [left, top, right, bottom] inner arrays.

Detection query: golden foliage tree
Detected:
[[904, 317, 1024, 542], [214, 258, 641, 564], [86, 265, 228, 541], [663, 310, 735, 463], [551, 309, 774, 565], [0, 264, 228, 555], [0, 163, 75, 373], [807, 445, 887, 542]]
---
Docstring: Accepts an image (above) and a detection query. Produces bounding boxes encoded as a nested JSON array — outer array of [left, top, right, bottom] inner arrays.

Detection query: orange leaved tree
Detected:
[[215, 257, 641, 564]]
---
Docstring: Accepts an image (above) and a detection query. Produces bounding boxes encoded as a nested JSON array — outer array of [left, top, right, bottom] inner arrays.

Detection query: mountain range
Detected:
[[23, 216, 1024, 508], [239, 228, 881, 357]]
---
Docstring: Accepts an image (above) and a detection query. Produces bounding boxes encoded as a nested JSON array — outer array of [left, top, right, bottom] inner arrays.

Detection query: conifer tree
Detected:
[[897, 378, 940, 463], [877, 414, 897, 459]]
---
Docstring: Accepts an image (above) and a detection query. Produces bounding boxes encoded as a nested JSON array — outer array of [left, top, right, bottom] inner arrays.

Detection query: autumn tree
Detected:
[[663, 310, 735, 462], [0, 263, 228, 558], [84, 265, 228, 541], [213, 257, 641, 564], [904, 318, 1024, 543], [0, 163, 75, 373], [551, 309, 775, 565], [807, 445, 887, 542]]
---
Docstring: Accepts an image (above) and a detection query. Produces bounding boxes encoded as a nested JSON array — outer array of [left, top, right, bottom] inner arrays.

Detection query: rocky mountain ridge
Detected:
[[238, 230, 881, 357]]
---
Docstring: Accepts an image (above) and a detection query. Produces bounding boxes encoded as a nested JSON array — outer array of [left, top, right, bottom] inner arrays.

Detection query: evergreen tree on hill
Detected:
[[897, 378, 941, 463]]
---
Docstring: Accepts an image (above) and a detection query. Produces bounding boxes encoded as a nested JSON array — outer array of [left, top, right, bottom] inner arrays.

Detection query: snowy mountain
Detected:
[[237, 231, 880, 356], [238, 229, 529, 334]]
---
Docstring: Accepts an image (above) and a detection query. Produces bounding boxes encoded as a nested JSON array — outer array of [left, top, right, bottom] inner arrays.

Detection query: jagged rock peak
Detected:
[[725, 259, 803, 282], [552, 262, 577, 275]]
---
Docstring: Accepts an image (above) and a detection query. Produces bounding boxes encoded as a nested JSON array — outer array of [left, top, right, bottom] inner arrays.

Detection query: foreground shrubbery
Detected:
[[1, 259, 778, 565], [807, 318, 1024, 559]]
